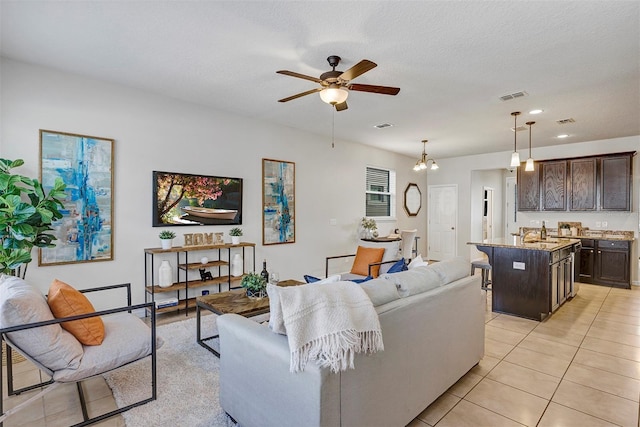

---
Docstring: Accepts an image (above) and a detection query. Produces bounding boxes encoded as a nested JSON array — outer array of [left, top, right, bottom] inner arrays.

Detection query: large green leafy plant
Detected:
[[0, 158, 66, 276]]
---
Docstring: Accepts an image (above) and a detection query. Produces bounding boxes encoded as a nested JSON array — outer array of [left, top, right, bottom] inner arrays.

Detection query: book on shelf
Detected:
[[155, 298, 179, 309]]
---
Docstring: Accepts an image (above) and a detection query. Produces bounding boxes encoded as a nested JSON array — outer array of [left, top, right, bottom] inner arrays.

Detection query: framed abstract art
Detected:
[[262, 158, 295, 245], [39, 130, 114, 265]]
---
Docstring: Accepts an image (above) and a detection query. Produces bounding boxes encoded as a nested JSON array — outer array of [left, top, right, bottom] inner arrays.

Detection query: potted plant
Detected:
[[241, 272, 267, 299], [360, 217, 378, 239], [0, 158, 66, 277], [159, 230, 176, 249], [229, 227, 243, 245]]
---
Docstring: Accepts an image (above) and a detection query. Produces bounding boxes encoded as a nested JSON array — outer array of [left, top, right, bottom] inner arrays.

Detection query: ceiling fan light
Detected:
[[510, 152, 521, 168], [319, 86, 348, 105], [525, 158, 534, 171]]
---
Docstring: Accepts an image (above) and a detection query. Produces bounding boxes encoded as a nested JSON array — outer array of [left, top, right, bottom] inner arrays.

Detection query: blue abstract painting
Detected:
[[39, 130, 114, 265], [262, 159, 295, 245]]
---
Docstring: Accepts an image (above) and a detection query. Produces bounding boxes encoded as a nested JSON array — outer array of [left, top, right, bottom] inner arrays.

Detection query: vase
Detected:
[[160, 239, 173, 250], [158, 260, 173, 288], [231, 236, 240, 245], [231, 253, 243, 277], [246, 288, 266, 300]]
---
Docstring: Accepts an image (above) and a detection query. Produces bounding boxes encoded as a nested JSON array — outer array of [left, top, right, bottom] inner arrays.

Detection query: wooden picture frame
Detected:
[[39, 130, 114, 265], [262, 158, 295, 245], [404, 183, 422, 217]]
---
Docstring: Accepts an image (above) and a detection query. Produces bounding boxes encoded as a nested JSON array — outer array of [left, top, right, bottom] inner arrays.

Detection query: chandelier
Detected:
[[413, 140, 439, 171]]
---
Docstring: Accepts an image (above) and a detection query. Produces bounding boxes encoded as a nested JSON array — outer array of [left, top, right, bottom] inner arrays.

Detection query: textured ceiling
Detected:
[[1, 1, 639, 160]]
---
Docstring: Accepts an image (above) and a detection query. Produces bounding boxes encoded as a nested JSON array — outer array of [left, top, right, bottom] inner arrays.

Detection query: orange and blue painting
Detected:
[[39, 130, 113, 265]]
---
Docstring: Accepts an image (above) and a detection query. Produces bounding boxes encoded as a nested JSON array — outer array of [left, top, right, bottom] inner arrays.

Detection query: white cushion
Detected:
[[54, 312, 157, 382], [408, 254, 428, 270], [380, 266, 442, 297], [360, 278, 401, 306], [0, 275, 83, 372], [314, 274, 342, 285], [429, 257, 470, 285]]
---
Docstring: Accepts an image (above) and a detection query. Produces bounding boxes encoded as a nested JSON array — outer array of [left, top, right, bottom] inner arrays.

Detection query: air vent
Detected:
[[556, 118, 576, 125], [499, 91, 528, 101], [374, 123, 393, 129], [511, 126, 527, 132]]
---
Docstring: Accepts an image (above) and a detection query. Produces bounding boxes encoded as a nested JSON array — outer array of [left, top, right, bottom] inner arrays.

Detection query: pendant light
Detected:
[[413, 140, 439, 171], [509, 111, 521, 168], [525, 121, 535, 171]]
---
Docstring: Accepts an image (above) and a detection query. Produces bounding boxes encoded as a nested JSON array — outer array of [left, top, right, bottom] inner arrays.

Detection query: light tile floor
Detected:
[[3, 283, 640, 426]]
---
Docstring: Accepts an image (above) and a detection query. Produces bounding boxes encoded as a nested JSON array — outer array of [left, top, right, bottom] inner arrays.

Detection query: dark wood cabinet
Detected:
[[600, 155, 632, 211], [595, 240, 631, 288], [578, 239, 595, 282], [541, 160, 567, 211], [569, 158, 597, 211], [517, 152, 634, 212], [517, 163, 540, 211]]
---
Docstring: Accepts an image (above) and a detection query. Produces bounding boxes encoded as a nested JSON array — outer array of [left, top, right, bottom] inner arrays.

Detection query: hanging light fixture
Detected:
[[525, 121, 535, 171], [413, 140, 439, 171], [319, 84, 349, 105], [509, 111, 521, 168]]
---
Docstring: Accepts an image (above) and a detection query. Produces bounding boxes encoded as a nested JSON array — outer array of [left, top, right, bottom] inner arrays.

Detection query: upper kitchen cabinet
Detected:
[[569, 157, 597, 211], [541, 160, 567, 211], [600, 154, 632, 211], [517, 162, 540, 211]]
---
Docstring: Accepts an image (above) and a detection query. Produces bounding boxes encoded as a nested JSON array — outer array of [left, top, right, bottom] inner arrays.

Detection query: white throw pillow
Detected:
[[408, 254, 428, 270], [314, 274, 341, 285]]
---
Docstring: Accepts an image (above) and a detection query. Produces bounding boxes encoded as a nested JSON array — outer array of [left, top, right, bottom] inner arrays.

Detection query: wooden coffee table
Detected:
[[196, 279, 303, 356]]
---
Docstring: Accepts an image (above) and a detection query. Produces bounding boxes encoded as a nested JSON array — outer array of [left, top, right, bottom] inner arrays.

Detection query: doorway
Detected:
[[482, 187, 494, 240], [505, 176, 517, 237], [428, 184, 458, 261]]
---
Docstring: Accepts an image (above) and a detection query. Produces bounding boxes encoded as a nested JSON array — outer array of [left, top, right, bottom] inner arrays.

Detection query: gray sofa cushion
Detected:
[[359, 278, 400, 306], [429, 257, 470, 285], [380, 266, 442, 297]]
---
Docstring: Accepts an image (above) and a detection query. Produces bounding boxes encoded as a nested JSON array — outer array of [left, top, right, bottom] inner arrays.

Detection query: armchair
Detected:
[[0, 275, 158, 427], [325, 240, 402, 280]]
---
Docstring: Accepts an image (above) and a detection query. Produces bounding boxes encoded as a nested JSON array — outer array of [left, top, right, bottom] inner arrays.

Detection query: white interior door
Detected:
[[505, 176, 517, 237], [483, 187, 494, 240], [428, 184, 458, 261]]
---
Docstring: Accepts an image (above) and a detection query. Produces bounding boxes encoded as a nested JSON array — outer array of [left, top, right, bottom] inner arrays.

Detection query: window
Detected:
[[366, 166, 396, 218]]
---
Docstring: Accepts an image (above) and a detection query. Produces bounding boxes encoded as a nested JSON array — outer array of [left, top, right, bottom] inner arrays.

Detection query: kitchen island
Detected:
[[468, 237, 581, 320]]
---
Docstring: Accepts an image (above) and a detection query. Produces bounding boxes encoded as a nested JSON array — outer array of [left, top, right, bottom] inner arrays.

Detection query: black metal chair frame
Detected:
[[0, 283, 157, 427], [325, 255, 401, 278]]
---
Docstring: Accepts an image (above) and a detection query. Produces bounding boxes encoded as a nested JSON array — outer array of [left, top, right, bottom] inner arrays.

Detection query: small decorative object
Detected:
[[261, 259, 269, 283], [199, 268, 214, 281], [560, 223, 570, 236], [214, 232, 224, 244], [159, 230, 176, 249], [201, 290, 210, 296], [200, 256, 209, 264], [241, 272, 267, 299], [570, 226, 578, 236], [229, 227, 243, 245], [360, 217, 378, 239], [269, 272, 280, 285], [231, 253, 243, 277], [158, 260, 173, 288]]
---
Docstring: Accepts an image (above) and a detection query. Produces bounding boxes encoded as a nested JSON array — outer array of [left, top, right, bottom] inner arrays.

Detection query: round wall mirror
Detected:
[[404, 183, 422, 216]]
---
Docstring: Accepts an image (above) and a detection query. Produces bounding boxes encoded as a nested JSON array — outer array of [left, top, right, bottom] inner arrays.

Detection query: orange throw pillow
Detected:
[[47, 279, 105, 346], [350, 246, 385, 278]]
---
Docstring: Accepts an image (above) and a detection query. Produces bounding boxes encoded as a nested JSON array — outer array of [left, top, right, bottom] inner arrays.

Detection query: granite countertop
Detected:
[[468, 237, 581, 252], [516, 227, 635, 241]]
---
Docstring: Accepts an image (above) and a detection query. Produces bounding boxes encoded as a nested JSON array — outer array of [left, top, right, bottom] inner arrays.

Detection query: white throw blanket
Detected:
[[267, 282, 383, 373]]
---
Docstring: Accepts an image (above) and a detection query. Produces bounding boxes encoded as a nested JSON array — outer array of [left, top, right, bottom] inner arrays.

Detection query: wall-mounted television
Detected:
[[152, 171, 243, 226]]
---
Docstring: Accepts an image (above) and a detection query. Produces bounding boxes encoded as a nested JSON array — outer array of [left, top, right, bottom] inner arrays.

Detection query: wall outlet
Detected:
[[329, 218, 337, 226], [513, 261, 526, 270], [602, 221, 608, 228], [595, 221, 601, 227]]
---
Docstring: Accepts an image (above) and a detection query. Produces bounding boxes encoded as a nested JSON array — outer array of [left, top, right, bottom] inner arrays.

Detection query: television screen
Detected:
[[152, 171, 243, 226]]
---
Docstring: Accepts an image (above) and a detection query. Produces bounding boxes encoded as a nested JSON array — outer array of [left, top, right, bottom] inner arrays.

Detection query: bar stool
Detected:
[[471, 260, 492, 291]]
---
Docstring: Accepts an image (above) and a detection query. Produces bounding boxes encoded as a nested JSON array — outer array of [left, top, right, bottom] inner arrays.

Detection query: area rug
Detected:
[[103, 314, 237, 427]]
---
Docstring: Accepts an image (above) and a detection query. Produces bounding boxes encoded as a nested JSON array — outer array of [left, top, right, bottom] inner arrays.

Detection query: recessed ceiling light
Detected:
[[557, 134, 570, 138], [529, 109, 543, 115], [374, 123, 393, 129]]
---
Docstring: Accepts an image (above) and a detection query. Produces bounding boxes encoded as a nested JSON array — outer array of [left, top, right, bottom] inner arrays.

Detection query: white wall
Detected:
[[430, 135, 640, 285], [0, 58, 428, 309]]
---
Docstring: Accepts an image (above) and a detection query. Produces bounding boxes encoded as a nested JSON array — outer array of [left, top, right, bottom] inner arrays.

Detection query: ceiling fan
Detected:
[[277, 55, 400, 111]]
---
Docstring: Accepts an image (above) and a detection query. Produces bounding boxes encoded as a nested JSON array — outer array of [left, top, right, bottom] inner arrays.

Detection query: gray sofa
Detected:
[[217, 258, 485, 427]]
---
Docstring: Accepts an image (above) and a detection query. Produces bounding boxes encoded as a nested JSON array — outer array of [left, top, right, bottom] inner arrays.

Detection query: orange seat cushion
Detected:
[[350, 246, 385, 278], [47, 279, 105, 346]]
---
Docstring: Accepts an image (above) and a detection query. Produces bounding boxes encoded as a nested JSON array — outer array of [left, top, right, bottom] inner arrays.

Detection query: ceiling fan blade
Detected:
[[348, 83, 400, 95], [276, 70, 322, 84], [278, 88, 322, 103], [335, 101, 348, 111], [339, 60, 377, 82]]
